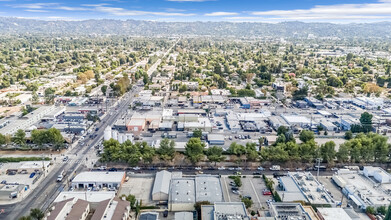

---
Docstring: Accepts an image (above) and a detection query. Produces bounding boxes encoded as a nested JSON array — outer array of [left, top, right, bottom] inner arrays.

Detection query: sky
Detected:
[[1, 0, 391, 23]]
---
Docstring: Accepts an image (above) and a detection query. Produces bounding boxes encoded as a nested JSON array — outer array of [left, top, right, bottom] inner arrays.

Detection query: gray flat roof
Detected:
[[195, 176, 223, 203], [170, 178, 196, 203]]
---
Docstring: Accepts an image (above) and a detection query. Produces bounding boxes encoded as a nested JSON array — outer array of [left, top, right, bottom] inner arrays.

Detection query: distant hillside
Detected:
[[1, 17, 391, 38]]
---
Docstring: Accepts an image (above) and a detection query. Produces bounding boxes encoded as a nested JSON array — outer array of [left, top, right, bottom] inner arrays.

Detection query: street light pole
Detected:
[[316, 158, 321, 181]]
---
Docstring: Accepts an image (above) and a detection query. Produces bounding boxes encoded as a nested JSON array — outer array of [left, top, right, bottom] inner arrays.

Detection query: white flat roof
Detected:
[[54, 191, 115, 203], [72, 172, 125, 183], [318, 208, 352, 220]]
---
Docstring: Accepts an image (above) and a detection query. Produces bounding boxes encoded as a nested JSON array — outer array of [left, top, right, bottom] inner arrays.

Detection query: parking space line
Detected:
[[222, 176, 231, 202], [249, 178, 261, 207]]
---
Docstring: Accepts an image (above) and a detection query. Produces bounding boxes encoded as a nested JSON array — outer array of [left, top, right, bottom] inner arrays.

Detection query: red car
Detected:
[[262, 189, 272, 195]]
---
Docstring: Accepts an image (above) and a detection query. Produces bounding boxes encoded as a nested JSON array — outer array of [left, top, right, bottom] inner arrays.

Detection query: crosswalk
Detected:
[[59, 159, 85, 164]]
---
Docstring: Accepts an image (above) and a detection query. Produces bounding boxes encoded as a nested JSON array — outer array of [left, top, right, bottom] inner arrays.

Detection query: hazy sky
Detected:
[[1, 0, 391, 23]]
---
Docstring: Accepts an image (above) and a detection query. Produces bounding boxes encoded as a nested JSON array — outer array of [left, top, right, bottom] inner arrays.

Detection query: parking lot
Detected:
[[221, 175, 272, 210], [318, 176, 347, 206], [119, 175, 154, 205]]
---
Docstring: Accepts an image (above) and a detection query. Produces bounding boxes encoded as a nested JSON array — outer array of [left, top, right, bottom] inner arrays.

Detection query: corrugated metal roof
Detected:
[[152, 170, 172, 195]]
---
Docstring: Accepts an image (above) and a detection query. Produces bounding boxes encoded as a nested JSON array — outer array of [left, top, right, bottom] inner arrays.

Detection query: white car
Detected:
[[195, 167, 202, 170], [218, 166, 226, 170], [228, 167, 235, 171], [235, 167, 243, 171], [257, 166, 265, 171], [133, 166, 140, 171]]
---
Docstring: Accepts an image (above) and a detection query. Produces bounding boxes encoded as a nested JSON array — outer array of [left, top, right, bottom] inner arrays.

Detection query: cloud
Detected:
[[165, 8, 187, 12], [249, 0, 391, 22], [93, 6, 196, 16], [12, 3, 59, 9], [205, 12, 238, 16], [25, 9, 49, 13]]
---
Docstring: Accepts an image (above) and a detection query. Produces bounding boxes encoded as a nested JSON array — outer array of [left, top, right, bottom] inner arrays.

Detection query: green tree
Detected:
[[344, 131, 353, 140], [384, 204, 391, 220], [336, 144, 350, 163], [366, 206, 375, 215], [377, 206, 387, 215], [0, 133, 6, 145], [185, 138, 205, 164], [241, 197, 253, 209], [320, 141, 336, 163], [360, 112, 373, 133], [299, 130, 314, 143], [206, 146, 225, 165], [19, 216, 32, 220], [228, 142, 246, 156], [13, 129, 26, 146], [157, 138, 175, 161], [44, 88, 55, 104], [30, 208, 44, 220], [193, 129, 202, 138], [121, 194, 136, 209], [101, 85, 108, 95]]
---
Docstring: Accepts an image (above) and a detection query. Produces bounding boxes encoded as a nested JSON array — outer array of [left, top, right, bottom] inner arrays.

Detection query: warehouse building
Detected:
[[201, 202, 249, 220], [332, 167, 391, 210], [317, 208, 353, 220], [281, 114, 312, 128], [71, 172, 126, 190], [168, 175, 223, 211], [269, 202, 312, 220], [207, 134, 225, 145], [152, 170, 172, 201]]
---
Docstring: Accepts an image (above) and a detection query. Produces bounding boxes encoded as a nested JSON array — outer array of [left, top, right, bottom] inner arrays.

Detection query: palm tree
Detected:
[[30, 208, 44, 220]]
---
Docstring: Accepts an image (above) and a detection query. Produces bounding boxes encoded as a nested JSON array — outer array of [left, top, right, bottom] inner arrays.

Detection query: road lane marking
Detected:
[[250, 178, 261, 208], [222, 176, 231, 202]]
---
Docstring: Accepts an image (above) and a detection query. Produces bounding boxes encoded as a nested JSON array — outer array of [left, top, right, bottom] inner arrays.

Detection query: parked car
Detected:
[[133, 167, 141, 171], [195, 167, 202, 170], [29, 173, 36, 178], [253, 172, 262, 175], [262, 189, 272, 195], [232, 190, 240, 195], [257, 166, 265, 171], [243, 196, 252, 200], [218, 166, 226, 170], [163, 210, 168, 218], [231, 187, 239, 190]]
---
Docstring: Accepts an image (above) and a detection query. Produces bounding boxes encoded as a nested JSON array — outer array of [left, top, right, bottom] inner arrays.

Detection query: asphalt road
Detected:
[[0, 86, 140, 220]]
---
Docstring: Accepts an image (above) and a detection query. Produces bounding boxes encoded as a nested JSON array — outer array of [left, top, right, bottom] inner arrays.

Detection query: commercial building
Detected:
[[91, 197, 131, 220], [46, 198, 90, 220], [352, 97, 383, 110], [279, 172, 336, 205], [332, 167, 391, 210], [207, 134, 225, 145], [363, 166, 391, 183], [71, 172, 126, 190], [174, 212, 193, 220], [201, 202, 249, 220], [0, 105, 59, 135], [317, 208, 353, 220], [168, 175, 223, 211], [152, 170, 172, 201], [269, 202, 313, 220], [281, 114, 312, 128], [139, 212, 159, 220], [304, 97, 324, 109]]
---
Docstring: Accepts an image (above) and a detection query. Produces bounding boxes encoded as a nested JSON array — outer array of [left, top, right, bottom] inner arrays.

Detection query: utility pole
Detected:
[[316, 158, 321, 181]]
